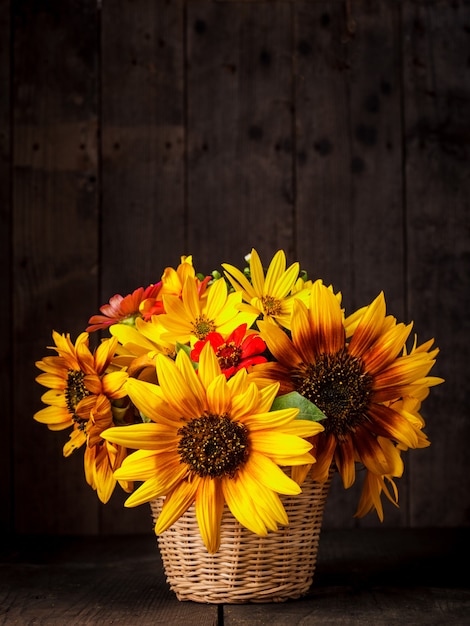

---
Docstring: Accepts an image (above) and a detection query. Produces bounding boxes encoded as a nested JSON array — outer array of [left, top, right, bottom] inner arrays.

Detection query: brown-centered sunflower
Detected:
[[101, 341, 324, 554], [251, 279, 443, 519], [34, 330, 132, 502]]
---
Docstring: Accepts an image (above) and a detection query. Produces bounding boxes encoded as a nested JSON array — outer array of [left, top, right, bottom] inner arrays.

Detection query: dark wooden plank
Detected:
[[403, 0, 470, 527], [12, 0, 100, 534], [0, 534, 218, 625], [186, 1, 294, 274], [0, 0, 12, 536], [1, 530, 467, 624], [100, 0, 186, 298], [225, 528, 470, 624], [296, 0, 405, 314], [99, 0, 186, 533], [295, 0, 357, 294], [295, 0, 405, 529], [343, 0, 404, 315]]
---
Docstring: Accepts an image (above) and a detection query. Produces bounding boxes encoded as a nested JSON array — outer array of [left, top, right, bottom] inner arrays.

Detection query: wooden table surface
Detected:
[[1, 528, 469, 625]]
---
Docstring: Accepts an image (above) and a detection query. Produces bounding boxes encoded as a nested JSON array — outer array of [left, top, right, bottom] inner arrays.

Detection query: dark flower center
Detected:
[[192, 315, 216, 340], [216, 342, 242, 369], [65, 369, 90, 413], [66, 369, 91, 430], [177, 413, 249, 478], [292, 348, 373, 441], [261, 295, 282, 317]]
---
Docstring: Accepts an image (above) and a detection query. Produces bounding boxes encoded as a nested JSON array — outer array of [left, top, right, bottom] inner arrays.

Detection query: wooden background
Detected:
[[1, 0, 468, 536]]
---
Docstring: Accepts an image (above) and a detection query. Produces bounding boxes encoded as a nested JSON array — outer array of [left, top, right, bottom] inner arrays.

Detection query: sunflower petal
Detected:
[[195, 479, 225, 554], [154, 478, 200, 534], [244, 451, 302, 495]]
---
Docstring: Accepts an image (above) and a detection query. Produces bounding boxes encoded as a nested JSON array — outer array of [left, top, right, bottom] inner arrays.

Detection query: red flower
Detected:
[[190, 323, 267, 378], [86, 283, 163, 332]]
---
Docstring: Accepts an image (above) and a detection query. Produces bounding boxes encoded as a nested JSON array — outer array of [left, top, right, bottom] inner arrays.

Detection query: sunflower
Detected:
[[101, 342, 323, 553], [157, 274, 258, 347], [222, 248, 311, 329], [34, 330, 132, 502], [252, 279, 443, 518]]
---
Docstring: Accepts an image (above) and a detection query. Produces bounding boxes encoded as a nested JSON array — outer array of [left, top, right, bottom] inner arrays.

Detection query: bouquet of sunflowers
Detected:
[[35, 249, 443, 554]]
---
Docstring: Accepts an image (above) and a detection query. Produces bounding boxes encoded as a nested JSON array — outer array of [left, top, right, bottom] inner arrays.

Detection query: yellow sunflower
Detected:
[[222, 248, 311, 329], [157, 274, 258, 347], [102, 342, 323, 554], [34, 330, 132, 502], [252, 279, 444, 518]]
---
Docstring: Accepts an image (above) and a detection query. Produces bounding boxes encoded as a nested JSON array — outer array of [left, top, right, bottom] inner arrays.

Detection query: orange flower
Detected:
[[86, 283, 163, 332]]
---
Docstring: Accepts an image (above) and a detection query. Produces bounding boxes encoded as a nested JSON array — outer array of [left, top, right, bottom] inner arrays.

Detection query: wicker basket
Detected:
[[149, 473, 331, 604]]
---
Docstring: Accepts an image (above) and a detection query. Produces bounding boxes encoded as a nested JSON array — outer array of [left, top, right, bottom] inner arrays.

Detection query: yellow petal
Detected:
[[256, 382, 282, 414], [308, 280, 345, 354], [181, 275, 201, 319], [124, 477, 161, 507], [94, 336, 118, 374], [102, 423, 173, 450], [244, 451, 302, 495], [237, 465, 288, 529], [154, 478, 200, 534], [102, 370, 128, 398], [230, 380, 260, 419], [250, 430, 313, 459], [94, 452, 117, 504], [156, 353, 204, 419], [222, 474, 268, 536], [258, 320, 301, 369], [40, 389, 67, 407], [248, 248, 266, 295], [241, 407, 299, 430], [63, 428, 86, 456], [197, 341, 222, 391], [348, 292, 387, 357], [34, 405, 72, 427], [195, 479, 225, 554], [268, 259, 300, 300], [204, 275, 227, 321], [222, 259, 257, 300], [113, 449, 160, 481], [35, 373, 66, 389], [206, 373, 232, 417]]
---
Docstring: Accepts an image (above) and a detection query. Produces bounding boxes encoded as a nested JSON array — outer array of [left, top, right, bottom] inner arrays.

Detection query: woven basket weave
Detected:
[[149, 473, 331, 604]]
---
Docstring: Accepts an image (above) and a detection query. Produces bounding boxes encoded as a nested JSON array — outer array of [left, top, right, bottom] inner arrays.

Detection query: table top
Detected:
[[1, 528, 469, 625]]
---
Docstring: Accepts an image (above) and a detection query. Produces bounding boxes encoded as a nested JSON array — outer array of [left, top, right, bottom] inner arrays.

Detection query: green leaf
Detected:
[[175, 342, 198, 370], [175, 342, 191, 357], [140, 411, 152, 423], [271, 391, 327, 422]]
